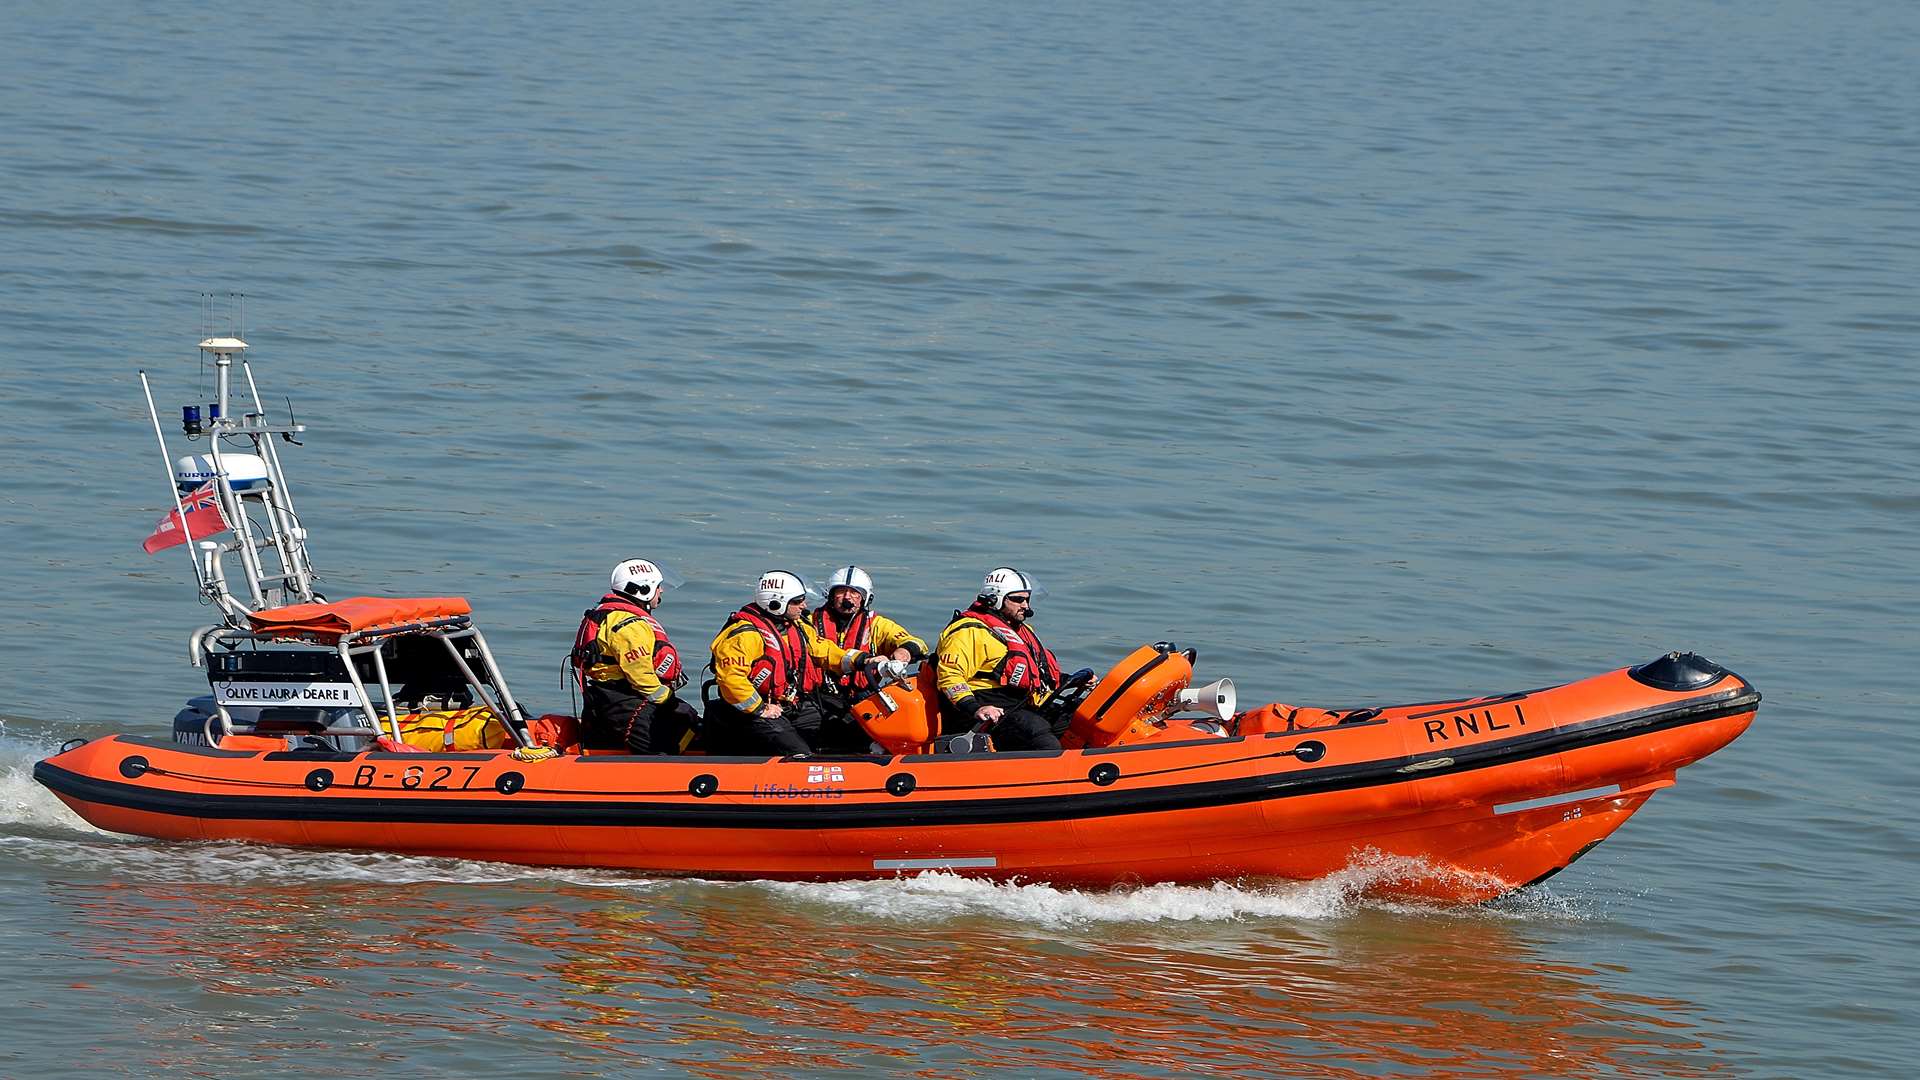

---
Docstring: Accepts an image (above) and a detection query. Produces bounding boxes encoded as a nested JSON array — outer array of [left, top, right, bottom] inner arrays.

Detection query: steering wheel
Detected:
[[1041, 667, 1098, 720]]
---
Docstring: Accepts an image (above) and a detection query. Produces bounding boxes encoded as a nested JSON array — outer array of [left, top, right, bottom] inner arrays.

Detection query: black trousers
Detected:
[[706, 694, 870, 757], [943, 689, 1070, 752], [808, 687, 874, 752], [705, 697, 821, 757], [988, 704, 1070, 752], [583, 682, 700, 754]]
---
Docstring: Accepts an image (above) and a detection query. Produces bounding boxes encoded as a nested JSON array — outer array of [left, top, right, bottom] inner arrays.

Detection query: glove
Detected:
[[872, 659, 915, 684]]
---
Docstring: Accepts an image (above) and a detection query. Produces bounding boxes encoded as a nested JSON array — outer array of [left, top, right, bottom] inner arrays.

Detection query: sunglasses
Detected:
[[1005, 594, 1032, 605]]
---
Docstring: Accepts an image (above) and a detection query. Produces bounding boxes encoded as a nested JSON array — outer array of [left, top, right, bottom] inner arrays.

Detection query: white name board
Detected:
[[215, 680, 365, 707]]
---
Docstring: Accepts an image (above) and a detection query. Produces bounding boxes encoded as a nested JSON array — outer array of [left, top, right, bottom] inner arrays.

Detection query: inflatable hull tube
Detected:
[[35, 659, 1759, 903]]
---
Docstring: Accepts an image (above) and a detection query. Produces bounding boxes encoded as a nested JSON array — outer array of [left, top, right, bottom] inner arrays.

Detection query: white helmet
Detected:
[[753, 569, 818, 617], [979, 566, 1044, 608], [825, 565, 875, 610], [611, 557, 680, 604]]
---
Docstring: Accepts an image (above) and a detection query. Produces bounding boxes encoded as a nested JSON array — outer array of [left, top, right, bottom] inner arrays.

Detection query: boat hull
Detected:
[[35, 665, 1758, 902]]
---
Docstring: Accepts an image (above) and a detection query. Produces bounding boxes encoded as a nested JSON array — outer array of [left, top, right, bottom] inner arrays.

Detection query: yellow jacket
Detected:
[[585, 609, 673, 704], [936, 616, 1051, 713], [710, 609, 869, 714]]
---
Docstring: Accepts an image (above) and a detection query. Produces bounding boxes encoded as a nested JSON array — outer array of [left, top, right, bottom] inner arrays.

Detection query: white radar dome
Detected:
[[175, 453, 270, 492]]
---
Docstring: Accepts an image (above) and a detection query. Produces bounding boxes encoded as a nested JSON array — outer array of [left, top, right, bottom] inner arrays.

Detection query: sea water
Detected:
[[1, 1, 1915, 1075]]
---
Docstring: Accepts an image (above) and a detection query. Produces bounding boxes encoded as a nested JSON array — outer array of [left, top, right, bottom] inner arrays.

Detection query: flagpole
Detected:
[[140, 370, 209, 595]]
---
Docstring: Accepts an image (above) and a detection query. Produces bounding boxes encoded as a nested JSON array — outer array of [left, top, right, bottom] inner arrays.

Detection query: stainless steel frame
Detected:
[[191, 616, 533, 748], [155, 327, 536, 753]]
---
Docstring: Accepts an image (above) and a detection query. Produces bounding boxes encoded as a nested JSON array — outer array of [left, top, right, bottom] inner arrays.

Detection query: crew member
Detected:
[[571, 557, 702, 754], [935, 566, 1085, 752], [708, 570, 911, 756], [811, 565, 927, 704]]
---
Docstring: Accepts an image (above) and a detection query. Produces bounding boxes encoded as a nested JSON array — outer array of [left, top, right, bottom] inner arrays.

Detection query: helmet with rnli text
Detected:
[[611, 557, 678, 604], [753, 570, 817, 617], [825, 565, 875, 610], [978, 566, 1041, 609]]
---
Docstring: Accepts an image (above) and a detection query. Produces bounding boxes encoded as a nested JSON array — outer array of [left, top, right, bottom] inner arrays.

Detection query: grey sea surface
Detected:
[[1, 1, 1915, 1076]]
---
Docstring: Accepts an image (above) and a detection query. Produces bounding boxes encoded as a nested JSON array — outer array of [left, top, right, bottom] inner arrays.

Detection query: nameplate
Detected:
[[215, 680, 365, 707]]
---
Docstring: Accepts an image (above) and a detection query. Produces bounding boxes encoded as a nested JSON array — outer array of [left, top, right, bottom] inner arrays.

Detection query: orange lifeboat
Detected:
[[76, 335, 1761, 902], [35, 648, 1758, 903]]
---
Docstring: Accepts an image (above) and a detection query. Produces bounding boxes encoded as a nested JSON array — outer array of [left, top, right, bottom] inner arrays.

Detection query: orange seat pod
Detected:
[[1067, 644, 1194, 748], [850, 666, 943, 755]]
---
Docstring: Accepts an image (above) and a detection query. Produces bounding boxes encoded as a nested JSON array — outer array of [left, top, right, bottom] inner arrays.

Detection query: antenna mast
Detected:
[[141, 296, 317, 622]]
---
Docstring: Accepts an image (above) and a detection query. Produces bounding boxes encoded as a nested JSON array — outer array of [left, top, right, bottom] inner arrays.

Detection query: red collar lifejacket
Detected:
[[812, 607, 875, 691], [949, 603, 1060, 693], [811, 606, 873, 650], [572, 592, 684, 691], [726, 605, 820, 701]]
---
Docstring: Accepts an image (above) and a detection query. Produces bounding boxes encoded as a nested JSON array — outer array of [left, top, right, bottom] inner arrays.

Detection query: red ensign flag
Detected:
[[142, 482, 232, 554]]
